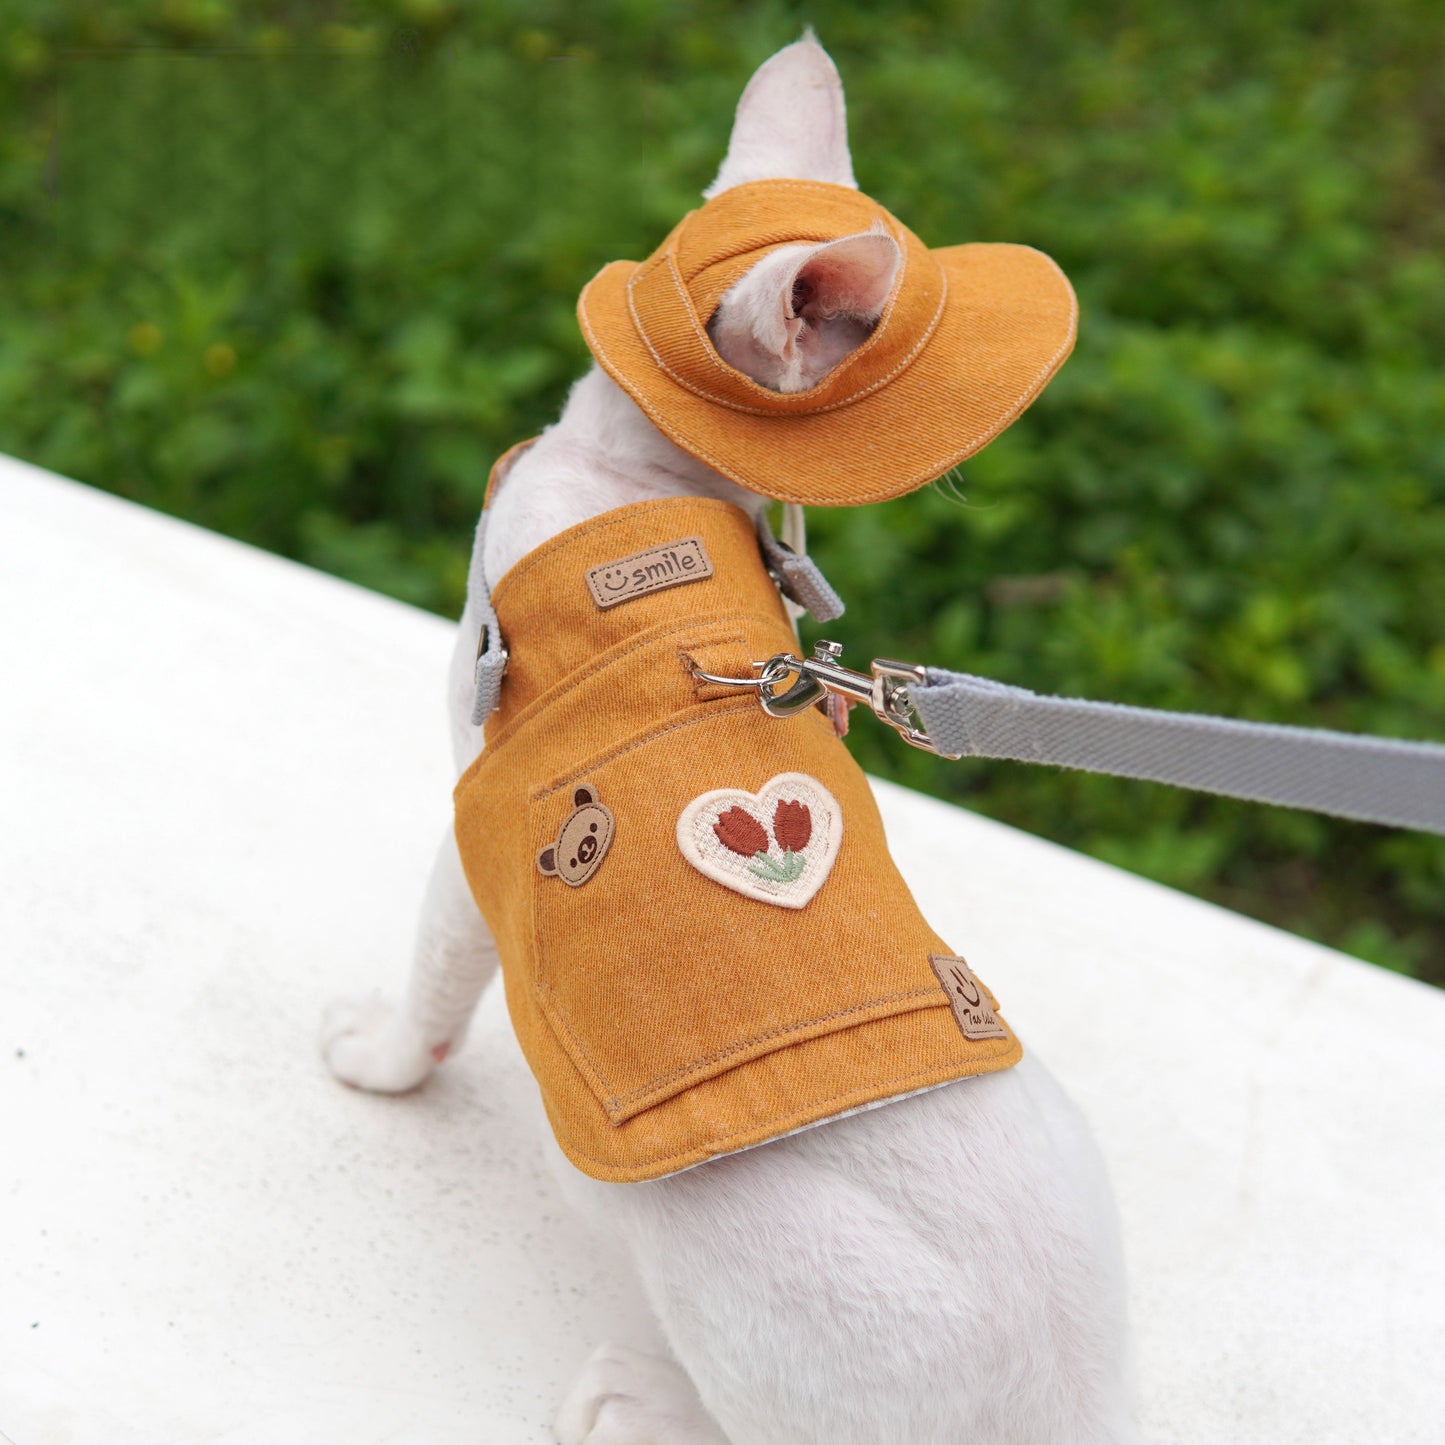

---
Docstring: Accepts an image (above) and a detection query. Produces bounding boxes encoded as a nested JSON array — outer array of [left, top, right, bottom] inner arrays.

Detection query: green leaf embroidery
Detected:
[[747, 847, 806, 884]]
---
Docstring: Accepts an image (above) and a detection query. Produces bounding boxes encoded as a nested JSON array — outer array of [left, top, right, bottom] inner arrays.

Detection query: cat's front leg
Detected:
[[322, 826, 498, 1092]]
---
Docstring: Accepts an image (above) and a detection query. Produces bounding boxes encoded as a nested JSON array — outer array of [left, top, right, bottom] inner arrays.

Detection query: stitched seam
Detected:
[[686, 179, 883, 260], [531, 700, 758, 803], [454, 613, 787, 793], [489, 497, 748, 611], [482, 626, 698, 757], [665, 178, 894, 285], [536, 990, 615, 1113], [530, 708, 836, 1102], [560, 1045, 1020, 1171], [580, 248, 1074, 503], [484, 615, 784, 756], [606, 987, 941, 1108], [683, 179, 910, 282], [630, 248, 760, 389]]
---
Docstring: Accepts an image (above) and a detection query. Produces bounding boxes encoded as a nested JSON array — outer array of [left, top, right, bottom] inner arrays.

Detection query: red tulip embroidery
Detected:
[[714, 797, 812, 884], [678, 773, 843, 909], [714, 806, 769, 858], [772, 799, 812, 850]]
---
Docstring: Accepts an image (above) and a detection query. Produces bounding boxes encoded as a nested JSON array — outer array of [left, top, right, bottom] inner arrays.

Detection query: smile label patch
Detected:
[[928, 954, 1008, 1041], [586, 536, 713, 609]]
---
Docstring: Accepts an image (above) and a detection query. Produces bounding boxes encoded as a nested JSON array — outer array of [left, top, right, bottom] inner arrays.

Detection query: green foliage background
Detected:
[[3, 1, 1442, 981]]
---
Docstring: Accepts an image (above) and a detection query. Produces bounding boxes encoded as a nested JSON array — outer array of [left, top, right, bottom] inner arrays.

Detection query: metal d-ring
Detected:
[[688, 654, 792, 691], [687, 641, 961, 757]]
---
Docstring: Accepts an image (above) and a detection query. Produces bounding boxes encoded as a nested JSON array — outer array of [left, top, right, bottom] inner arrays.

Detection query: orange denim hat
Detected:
[[577, 178, 1076, 506], [453, 496, 1021, 1182]]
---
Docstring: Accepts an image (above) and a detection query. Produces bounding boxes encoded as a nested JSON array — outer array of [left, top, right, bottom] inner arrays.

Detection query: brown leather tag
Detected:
[[586, 537, 713, 609], [929, 954, 1008, 1041], [537, 784, 614, 888]]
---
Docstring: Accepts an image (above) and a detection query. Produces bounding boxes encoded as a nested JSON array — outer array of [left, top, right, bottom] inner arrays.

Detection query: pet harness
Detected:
[[453, 496, 1022, 1183]]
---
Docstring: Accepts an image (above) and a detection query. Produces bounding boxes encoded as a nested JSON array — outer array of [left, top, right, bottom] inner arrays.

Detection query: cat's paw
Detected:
[[555, 1344, 728, 1445], [320, 996, 437, 1094]]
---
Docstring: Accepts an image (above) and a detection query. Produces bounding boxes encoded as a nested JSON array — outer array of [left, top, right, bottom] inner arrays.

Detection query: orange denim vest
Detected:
[[453, 496, 1022, 1182]]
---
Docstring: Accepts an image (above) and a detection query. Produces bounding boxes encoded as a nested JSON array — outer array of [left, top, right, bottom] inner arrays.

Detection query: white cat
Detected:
[[323, 36, 1138, 1445]]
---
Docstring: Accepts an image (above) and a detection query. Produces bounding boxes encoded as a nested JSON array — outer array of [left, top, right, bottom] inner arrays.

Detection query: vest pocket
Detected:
[[526, 703, 953, 1125]]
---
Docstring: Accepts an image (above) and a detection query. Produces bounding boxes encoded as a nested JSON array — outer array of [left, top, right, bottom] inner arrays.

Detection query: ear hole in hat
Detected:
[[707, 227, 902, 395]]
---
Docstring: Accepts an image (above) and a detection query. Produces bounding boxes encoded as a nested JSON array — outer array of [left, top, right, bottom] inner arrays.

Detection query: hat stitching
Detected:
[[674, 180, 892, 283], [628, 183, 923, 407], [679, 225, 847, 281], [580, 247, 1075, 504]]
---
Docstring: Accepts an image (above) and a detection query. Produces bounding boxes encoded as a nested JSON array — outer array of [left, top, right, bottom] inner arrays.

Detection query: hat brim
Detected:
[[578, 242, 1076, 507]]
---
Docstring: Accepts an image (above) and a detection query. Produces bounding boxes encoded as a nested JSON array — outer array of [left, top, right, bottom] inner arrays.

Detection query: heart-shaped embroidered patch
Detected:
[[676, 772, 842, 909]]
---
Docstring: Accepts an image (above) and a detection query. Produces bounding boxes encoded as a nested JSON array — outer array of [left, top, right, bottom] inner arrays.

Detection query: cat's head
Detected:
[[574, 35, 1074, 506], [703, 37, 902, 394]]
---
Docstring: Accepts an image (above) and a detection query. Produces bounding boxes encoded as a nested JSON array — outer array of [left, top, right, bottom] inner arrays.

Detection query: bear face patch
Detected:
[[538, 785, 615, 887]]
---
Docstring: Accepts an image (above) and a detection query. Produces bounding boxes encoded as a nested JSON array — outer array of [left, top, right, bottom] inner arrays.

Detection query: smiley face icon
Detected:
[[537, 784, 615, 887], [948, 964, 982, 1009], [928, 953, 1008, 1042]]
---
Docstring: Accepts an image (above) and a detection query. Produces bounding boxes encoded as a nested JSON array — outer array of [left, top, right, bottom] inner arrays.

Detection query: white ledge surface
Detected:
[[2, 454, 1442, 1445]]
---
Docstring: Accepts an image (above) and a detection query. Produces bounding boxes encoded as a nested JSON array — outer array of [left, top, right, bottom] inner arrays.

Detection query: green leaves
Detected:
[[1, 0, 1441, 978], [747, 848, 806, 885]]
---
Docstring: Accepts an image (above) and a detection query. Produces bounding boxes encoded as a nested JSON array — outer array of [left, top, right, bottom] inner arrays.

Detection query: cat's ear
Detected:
[[708, 226, 902, 393], [790, 229, 900, 326], [705, 33, 857, 199]]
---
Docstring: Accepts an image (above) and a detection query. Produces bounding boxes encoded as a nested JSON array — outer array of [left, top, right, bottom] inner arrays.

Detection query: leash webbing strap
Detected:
[[912, 668, 1445, 835]]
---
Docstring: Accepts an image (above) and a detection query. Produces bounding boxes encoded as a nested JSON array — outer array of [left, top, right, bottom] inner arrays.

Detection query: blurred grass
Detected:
[[2, 1, 1441, 981]]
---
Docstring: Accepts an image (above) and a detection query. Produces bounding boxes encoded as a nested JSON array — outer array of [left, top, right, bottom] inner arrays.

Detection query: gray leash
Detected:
[[733, 637, 1445, 837], [722, 641, 1445, 843], [911, 668, 1445, 835], [467, 503, 1445, 836]]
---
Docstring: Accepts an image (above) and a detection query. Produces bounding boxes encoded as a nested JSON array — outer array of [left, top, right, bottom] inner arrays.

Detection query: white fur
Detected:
[[322, 34, 1139, 1445], [704, 34, 857, 198]]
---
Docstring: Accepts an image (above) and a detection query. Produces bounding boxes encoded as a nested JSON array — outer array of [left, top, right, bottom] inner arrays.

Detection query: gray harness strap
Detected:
[[467, 506, 508, 725], [912, 668, 1445, 835], [756, 509, 845, 623]]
